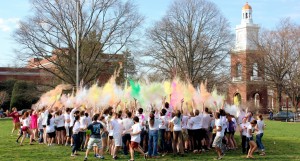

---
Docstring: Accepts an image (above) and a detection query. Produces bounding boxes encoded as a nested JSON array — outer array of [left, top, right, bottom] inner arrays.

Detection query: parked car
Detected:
[[273, 111, 295, 122]]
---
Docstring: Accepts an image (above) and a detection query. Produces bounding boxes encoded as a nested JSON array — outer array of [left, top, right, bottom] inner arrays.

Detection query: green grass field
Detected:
[[0, 119, 300, 161]]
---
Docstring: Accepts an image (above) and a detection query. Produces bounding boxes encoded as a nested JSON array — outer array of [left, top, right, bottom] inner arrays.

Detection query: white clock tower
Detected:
[[235, 2, 260, 51]]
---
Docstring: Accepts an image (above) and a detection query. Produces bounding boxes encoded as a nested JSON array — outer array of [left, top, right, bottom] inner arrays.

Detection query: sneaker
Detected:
[[71, 154, 75, 157], [113, 156, 119, 160], [84, 157, 88, 161], [144, 153, 148, 160], [214, 157, 222, 160]]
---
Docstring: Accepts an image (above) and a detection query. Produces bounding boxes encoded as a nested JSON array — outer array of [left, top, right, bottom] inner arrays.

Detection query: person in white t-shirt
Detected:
[[212, 112, 224, 160], [125, 116, 146, 161], [121, 111, 134, 155], [202, 107, 212, 150], [190, 109, 203, 153], [55, 110, 65, 145], [240, 117, 249, 154], [158, 109, 167, 154], [246, 120, 257, 159], [64, 108, 71, 146], [170, 110, 184, 156], [111, 111, 123, 159], [148, 111, 161, 158], [19, 111, 34, 146], [46, 113, 56, 146], [255, 115, 265, 156]]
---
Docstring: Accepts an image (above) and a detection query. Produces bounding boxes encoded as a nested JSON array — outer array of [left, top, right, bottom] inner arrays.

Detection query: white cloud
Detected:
[[0, 17, 20, 32]]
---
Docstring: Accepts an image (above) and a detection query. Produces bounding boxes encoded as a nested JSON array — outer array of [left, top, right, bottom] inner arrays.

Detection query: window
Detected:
[[246, 13, 248, 18], [253, 63, 258, 77], [236, 63, 242, 77]]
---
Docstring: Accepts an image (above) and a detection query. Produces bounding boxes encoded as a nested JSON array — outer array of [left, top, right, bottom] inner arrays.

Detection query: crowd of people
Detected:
[[6, 99, 266, 160]]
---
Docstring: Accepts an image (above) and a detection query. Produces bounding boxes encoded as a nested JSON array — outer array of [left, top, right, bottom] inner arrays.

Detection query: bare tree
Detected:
[[253, 18, 300, 109], [14, 0, 144, 86], [0, 91, 9, 107], [142, 0, 233, 85]]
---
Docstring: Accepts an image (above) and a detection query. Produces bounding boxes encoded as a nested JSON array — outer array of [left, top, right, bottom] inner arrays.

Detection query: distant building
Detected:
[[0, 48, 123, 85]]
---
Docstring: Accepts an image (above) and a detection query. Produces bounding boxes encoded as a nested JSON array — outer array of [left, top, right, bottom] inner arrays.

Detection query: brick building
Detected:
[[0, 49, 123, 86], [227, 3, 268, 111]]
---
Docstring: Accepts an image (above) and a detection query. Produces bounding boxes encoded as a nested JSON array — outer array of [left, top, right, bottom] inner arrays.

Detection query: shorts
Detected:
[[247, 137, 254, 141], [130, 141, 139, 149], [68, 126, 73, 136], [65, 126, 70, 136], [182, 129, 189, 141], [21, 126, 28, 132], [113, 134, 122, 146], [47, 132, 56, 138], [212, 136, 223, 148], [109, 136, 113, 140], [86, 130, 91, 136], [42, 125, 46, 128], [101, 132, 108, 138], [56, 126, 65, 131], [87, 138, 102, 150]]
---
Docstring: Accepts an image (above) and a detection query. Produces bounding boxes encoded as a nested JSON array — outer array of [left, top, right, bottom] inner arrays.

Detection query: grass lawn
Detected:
[[0, 119, 300, 161]]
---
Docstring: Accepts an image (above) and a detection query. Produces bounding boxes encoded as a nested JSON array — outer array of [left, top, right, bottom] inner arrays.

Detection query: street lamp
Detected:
[[286, 95, 289, 122], [76, 0, 79, 90]]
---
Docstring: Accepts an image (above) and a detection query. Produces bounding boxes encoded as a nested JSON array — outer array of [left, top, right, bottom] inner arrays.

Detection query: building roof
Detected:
[[242, 2, 252, 10]]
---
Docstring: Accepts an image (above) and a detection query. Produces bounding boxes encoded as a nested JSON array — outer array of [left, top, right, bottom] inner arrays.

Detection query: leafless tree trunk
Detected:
[[14, 0, 144, 86], [142, 0, 233, 86]]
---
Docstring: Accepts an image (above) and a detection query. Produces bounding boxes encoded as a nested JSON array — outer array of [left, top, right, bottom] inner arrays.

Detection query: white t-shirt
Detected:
[[256, 120, 264, 134], [111, 119, 123, 135], [80, 116, 88, 129], [246, 124, 253, 138], [22, 117, 30, 127], [202, 113, 211, 129], [220, 115, 227, 129], [55, 115, 65, 127], [190, 115, 202, 129], [181, 115, 189, 129], [240, 122, 249, 136], [159, 115, 167, 129], [131, 123, 141, 143], [69, 108, 77, 127], [46, 118, 55, 133], [64, 113, 70, 127], [122, 118, 134, 134], [148, 117, 160, 131], [215, 119, 224, 137], [73, 121, 80, 134], [38, 115, 43, 130], [170, 116, 182, 131], [137, 113, 146, 130], [187, 117, 193, 130], [42, 110, 49, 126]]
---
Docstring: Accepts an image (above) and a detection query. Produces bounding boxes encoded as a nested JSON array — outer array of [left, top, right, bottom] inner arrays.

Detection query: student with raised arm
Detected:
[[126, 116, 147, 161], [170, 100, 184, 156], [148, 110, 161, 158]]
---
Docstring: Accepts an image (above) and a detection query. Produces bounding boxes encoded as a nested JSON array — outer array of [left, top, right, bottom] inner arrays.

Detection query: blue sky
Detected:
[[1, 0, 300, 66]]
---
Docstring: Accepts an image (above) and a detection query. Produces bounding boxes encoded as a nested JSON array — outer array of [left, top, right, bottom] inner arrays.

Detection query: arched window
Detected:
[[253, 63, 258, 77], [246, 13, 248, 18], [236, 63, 242, 77]]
